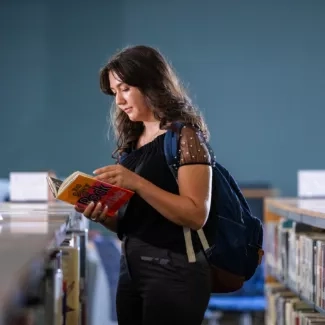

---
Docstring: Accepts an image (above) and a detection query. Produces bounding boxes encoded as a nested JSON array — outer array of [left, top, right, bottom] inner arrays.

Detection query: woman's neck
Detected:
[[135, 120, 166, 150], [142, 121, 161, 135]]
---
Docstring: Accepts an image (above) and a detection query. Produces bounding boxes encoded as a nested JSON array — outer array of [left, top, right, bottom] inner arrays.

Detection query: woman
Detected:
[[76, 45, 213, 325]]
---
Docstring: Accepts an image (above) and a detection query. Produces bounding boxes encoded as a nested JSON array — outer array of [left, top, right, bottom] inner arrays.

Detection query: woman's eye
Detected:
[[122, 88, 129, 92]]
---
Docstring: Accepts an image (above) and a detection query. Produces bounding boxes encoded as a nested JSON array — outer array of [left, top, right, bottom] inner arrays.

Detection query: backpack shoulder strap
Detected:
[[163, 122, 183, 177], [163, 122, 209, 262]]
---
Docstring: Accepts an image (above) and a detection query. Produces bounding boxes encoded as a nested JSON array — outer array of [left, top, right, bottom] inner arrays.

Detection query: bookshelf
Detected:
[[0, 202, 88, 325], [265, 198, 325, 324]]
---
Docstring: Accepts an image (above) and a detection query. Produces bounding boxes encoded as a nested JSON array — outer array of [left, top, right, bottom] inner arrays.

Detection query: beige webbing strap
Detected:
[[197, 229, 209, 251], [183, 227, 211, 263], [183, 227, 196, 263]]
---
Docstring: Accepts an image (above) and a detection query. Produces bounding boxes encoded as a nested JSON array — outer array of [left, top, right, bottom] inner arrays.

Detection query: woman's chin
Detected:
[[127, 114, 140, 122]]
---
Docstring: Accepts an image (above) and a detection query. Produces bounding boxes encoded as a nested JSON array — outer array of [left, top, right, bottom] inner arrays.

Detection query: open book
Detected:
[[46, 171, 134, 217]]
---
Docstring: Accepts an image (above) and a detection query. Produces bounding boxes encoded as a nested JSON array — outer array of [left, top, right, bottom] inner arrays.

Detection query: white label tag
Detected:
[[298, 170, 325, 198], [9, 172, 49, 202]]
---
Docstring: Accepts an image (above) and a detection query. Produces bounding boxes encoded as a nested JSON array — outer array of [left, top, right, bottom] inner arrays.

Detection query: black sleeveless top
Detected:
[[117, 125, 212, 254]]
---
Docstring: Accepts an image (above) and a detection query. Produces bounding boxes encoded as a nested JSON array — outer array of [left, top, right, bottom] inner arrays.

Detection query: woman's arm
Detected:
[[135, 125, 212, 230], [135, 164, 212, 230], [99, 214, 118, 233], [94, 126, 213, 230]]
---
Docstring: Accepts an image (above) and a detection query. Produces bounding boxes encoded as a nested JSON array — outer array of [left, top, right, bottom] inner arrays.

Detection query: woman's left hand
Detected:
[[93, 164, 142, 191]]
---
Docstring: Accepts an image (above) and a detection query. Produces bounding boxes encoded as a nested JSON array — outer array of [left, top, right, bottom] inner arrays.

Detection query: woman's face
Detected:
[[109, 70, 153, 122]]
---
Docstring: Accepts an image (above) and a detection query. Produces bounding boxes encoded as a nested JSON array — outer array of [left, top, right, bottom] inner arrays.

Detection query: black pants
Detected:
[[116, 236, 211, 325]]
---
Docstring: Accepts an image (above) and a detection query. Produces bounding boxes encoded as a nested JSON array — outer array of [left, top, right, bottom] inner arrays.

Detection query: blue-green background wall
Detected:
[[1, 0, 325, 196]]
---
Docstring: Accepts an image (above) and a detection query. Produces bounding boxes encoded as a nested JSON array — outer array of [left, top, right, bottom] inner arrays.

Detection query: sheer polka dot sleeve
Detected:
[[179, 125, 212, 167]]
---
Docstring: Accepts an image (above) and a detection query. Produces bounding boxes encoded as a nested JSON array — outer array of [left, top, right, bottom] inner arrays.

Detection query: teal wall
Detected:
[[1, 0, 325, 196]]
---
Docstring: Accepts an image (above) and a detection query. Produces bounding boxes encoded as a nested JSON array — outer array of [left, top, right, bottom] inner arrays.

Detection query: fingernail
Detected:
[[97, 202, 102, 207], [90, 201, 94, 206], [93, 170, 97, 174]]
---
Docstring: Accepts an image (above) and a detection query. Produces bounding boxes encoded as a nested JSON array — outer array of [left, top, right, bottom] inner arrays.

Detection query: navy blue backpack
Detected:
[[164, 122, 264, 293]]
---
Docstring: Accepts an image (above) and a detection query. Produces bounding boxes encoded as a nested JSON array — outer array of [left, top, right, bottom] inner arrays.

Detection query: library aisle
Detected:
[[265, 198, 325, 324]]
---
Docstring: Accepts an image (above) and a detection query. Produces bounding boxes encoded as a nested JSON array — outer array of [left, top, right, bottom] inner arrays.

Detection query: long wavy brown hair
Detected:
[[99, 45, 209, 159]]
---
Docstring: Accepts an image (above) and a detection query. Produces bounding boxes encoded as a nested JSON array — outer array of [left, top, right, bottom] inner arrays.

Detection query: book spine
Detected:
[[61, 246, 80, 325], [321, 243, 325, 309]]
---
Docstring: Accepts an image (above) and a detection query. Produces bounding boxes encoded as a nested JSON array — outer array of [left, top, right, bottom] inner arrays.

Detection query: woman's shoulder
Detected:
[[167, 121, 199, 132], [167, 122, 213, 167], [167, 122, 207, 141]]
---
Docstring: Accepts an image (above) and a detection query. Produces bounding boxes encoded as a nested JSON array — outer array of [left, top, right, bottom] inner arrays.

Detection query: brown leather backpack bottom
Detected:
[[210, 266, 245, 293]]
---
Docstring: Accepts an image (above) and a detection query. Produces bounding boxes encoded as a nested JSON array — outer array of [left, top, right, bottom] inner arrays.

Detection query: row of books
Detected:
[[266, 282, 325, 325], [265, 218, 325, 311]]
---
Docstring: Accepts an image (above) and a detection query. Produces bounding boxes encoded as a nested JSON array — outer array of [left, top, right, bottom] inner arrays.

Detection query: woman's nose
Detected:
[[116, 92, 126, 106]]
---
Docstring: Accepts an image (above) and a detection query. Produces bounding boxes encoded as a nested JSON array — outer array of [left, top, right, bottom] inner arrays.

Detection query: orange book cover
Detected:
[[46, 171, 134, 217]]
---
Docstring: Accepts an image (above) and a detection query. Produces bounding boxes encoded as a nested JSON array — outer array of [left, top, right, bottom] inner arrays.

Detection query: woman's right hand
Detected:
[[74, 201, 108, 223]]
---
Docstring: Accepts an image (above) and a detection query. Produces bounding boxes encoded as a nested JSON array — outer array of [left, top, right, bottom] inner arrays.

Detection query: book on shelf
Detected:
[[46, 171, 134, 217], [266, 217, 325, 321]]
